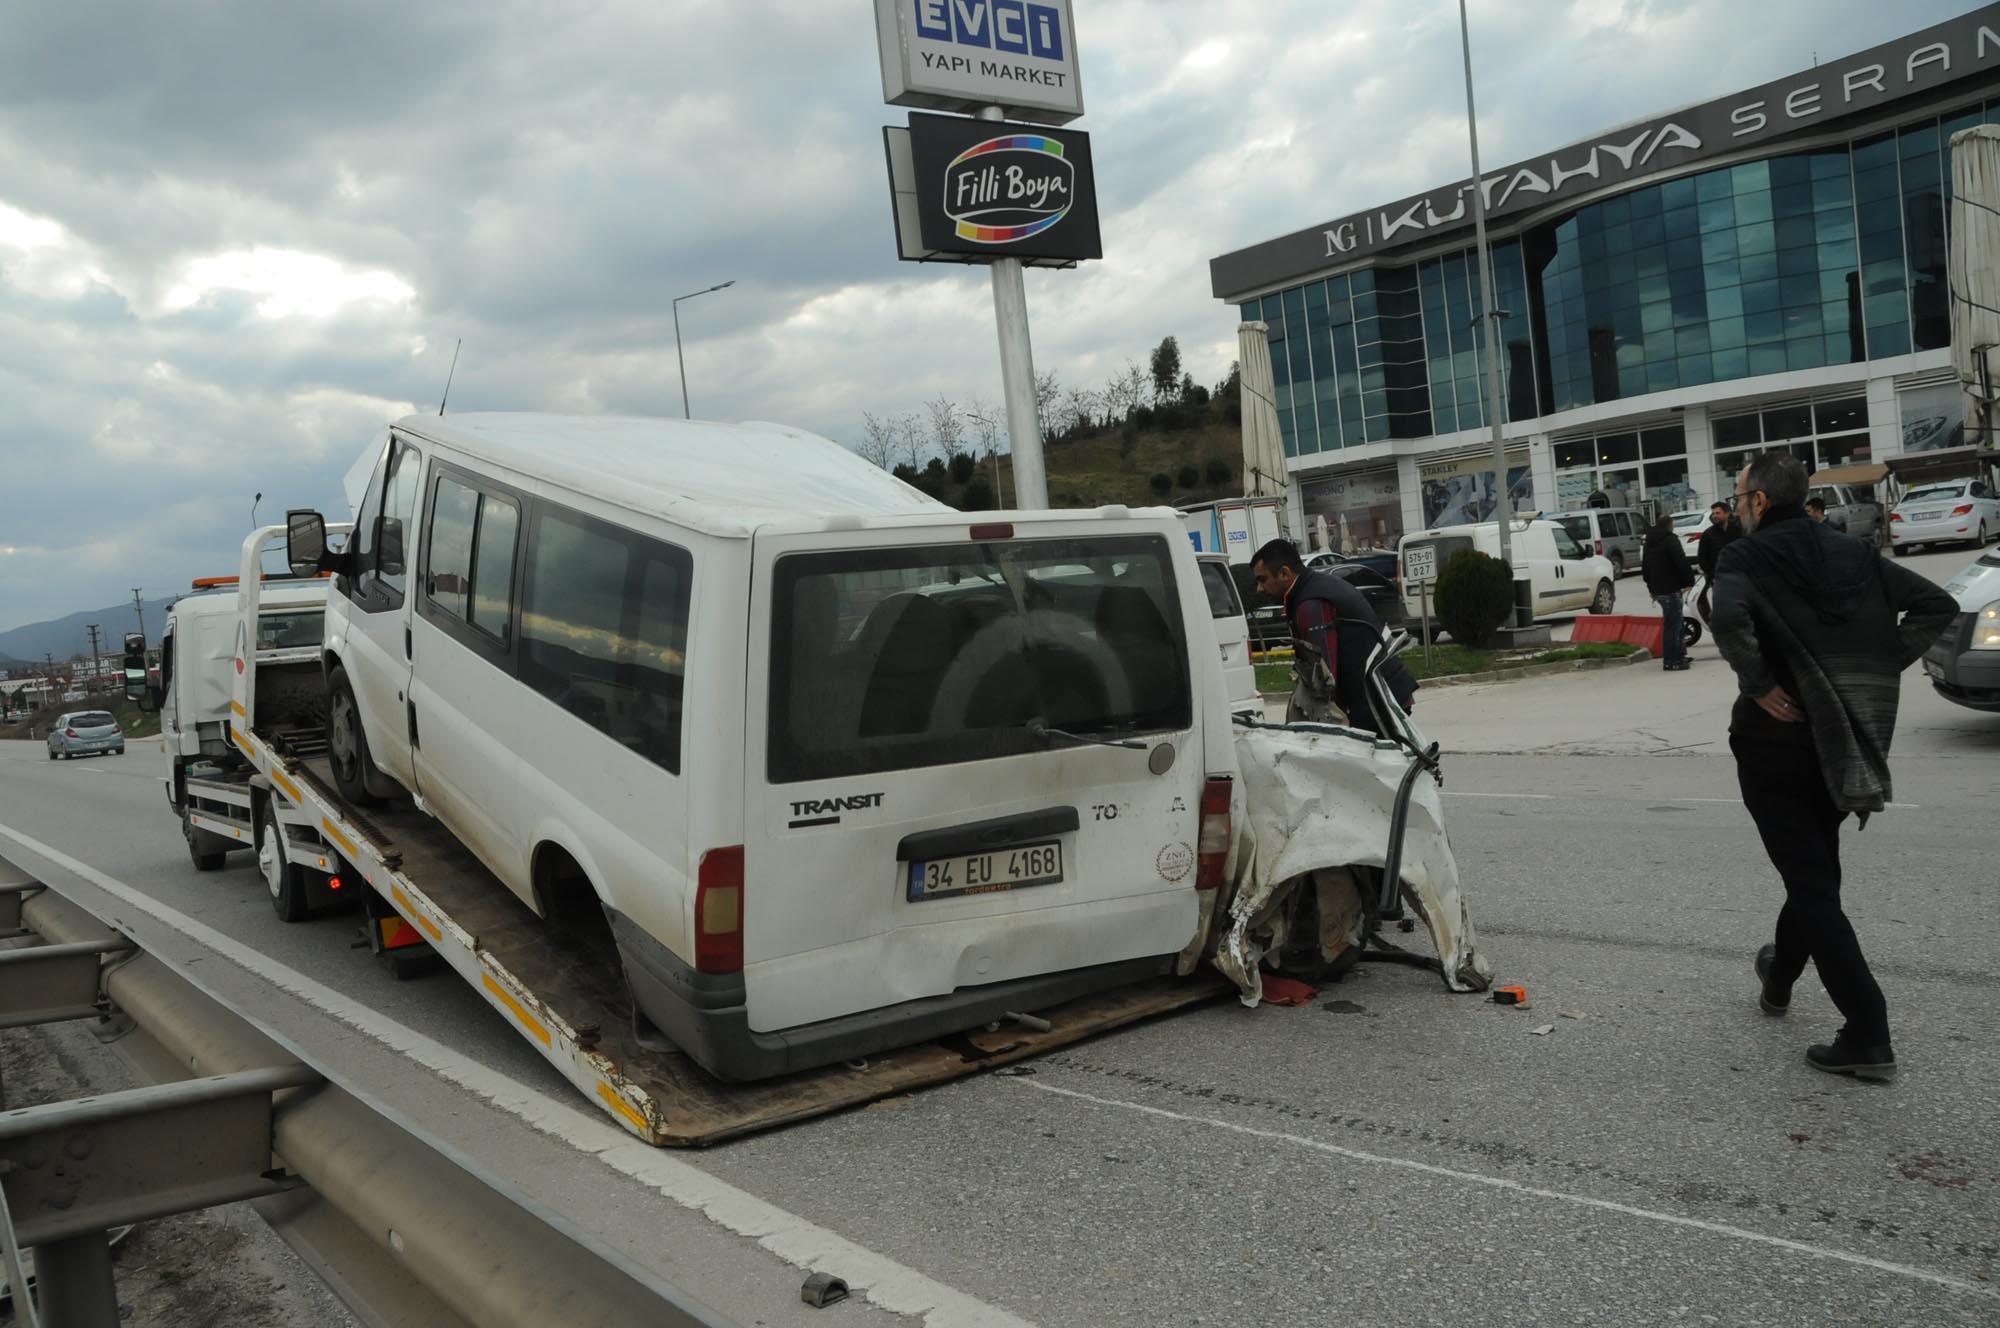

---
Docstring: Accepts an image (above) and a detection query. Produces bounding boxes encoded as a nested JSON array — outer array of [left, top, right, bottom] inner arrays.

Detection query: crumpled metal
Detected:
[[1212, 722, 1491, 1006]]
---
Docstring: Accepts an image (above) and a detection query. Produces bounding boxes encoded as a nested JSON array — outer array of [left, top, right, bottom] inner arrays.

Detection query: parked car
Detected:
[[47, 710, 124, 760], [1670, 508, 1710, 559], [1806, 482, 1883, 539], [1398, 518, 1617, 624], [1247, 600, 1288, 649], [1549, 508, 1646, 577], [1921, 547, 2000, 711], [1306, 548, 1399, 578], [1890, 478, 2000, 554], [288, 413, 1239, 1082], [1323, 562, 1407, 629], [1196, 553, 1258, 711]]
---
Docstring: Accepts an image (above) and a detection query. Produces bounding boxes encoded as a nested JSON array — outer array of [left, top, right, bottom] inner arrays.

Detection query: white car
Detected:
[[1670, 509, 1710, 559], [1889, 479, 2000, 555], [1922, 548, 2000, 711]]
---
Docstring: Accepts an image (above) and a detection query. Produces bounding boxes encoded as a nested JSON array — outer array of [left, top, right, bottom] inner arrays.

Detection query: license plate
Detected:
[[1404, 546, 1437, 582], [908, 841, 1063, 901], [1911, 511, 1940, 521]]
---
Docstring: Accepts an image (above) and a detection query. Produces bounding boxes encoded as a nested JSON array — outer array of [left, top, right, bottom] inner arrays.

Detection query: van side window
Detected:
[[424, 471, 522, 646], [1197, 561, 1242, 618], [520, 505, 690, 775]]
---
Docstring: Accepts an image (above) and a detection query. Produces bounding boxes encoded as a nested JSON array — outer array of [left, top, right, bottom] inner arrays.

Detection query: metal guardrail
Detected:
[[0, 852, 736, 1328]]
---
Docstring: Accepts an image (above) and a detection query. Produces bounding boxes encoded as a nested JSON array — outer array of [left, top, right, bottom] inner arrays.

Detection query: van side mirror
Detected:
[[287, 509, 329, 576], [377, 516, 406, 578], [122, 631, 150, 704]]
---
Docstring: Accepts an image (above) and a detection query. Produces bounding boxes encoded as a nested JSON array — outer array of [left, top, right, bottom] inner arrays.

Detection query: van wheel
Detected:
[[1588, 580, 1616, 615], [184, 817, 226, 872], [326, 666, 381, 806], [1609, 550, 1626, 576], [258, 801, 311, 923]]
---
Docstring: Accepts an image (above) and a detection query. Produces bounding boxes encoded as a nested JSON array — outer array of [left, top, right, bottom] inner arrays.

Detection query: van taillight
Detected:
[[695, 846, 745, 974], [1594, 538, 1604, 556], [1196, 777, 1232, 890]]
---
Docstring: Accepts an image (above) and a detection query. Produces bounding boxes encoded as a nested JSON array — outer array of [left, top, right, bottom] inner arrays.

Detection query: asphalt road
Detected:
[[1, 544, 1994, 1327]]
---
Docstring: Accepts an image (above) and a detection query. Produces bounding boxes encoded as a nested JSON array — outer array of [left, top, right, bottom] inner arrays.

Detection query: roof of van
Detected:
[[391, 413, 947, 537]]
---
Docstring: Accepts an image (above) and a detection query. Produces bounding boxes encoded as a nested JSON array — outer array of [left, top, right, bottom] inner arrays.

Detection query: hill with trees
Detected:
[[853, 336, 1248, 511]]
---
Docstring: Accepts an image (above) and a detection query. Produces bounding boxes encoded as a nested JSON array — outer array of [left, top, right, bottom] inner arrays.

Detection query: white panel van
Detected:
[[1397, 517, 1617, 623], [291, 414, 1238, 1081]]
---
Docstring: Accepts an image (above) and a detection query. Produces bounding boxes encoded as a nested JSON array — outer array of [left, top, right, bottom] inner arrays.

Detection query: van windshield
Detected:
[[769, 535, 1191, 782]]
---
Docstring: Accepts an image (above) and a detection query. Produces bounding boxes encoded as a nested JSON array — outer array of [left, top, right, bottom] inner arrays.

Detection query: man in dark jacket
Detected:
[[1251, 539, 1417, 735], [1641, 512, 1697, 670], [1695, 501, 1739, 624], [1710, 452, 1956, 1082]]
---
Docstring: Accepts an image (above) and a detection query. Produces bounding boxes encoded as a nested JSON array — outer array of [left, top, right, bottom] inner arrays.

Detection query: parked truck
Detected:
[[1181, 495, 1285, 563]]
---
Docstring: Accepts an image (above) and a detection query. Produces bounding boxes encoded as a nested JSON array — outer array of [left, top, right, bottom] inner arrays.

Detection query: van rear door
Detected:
[[1196, 556, 1257, 710], [740, 517, 1214, 1035]]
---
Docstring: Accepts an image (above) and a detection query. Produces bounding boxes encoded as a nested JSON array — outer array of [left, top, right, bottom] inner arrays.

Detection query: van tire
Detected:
[[326, 666, 382, 806], [1609, 550, 1626, 576], [1588, 580, 1615, 615], [258, 801, 311, 923]]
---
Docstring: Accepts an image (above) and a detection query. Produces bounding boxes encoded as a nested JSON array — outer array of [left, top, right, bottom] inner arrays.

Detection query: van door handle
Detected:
[[405, 627, 413, 659]]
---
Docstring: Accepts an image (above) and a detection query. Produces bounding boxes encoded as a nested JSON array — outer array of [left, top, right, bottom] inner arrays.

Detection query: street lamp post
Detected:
[[1457, 0, 1519, 623], [672, 280, 736, 419]]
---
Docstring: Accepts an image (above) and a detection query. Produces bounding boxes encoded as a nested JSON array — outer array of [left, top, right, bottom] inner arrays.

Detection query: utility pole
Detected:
[[86, 624, 102, 688], [132, 588, 146, 644]]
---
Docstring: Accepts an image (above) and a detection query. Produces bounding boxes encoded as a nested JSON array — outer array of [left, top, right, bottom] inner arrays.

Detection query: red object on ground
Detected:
[[1569, 613, 1667, 658], [1259, 975, 1319, 1007]]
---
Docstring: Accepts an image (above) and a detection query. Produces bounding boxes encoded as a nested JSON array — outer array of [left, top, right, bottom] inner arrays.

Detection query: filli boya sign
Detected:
[[900, 111, 1101, 262]]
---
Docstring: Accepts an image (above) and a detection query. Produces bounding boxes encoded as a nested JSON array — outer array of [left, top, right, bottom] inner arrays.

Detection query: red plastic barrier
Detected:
[[1570, 613, 1666, 657]]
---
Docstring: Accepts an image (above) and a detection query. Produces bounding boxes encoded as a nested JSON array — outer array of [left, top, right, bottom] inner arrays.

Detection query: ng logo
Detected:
[[913, 0, 1065, 61]]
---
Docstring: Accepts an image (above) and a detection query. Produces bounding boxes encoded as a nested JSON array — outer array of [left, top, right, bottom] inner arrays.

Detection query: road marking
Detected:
[[0, 823, 1033, 1328], [1015, 1079, 1996, 1301], [1441, 791, 1552, 800]]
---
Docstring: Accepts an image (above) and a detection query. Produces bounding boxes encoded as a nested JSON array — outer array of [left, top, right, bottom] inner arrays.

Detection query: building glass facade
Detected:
[[1240, 98, 1991, 457]]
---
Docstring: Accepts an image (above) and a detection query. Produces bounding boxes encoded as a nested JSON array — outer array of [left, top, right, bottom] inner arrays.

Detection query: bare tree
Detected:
[[1102, 361, 1147, 423], [926, 395, 964, 460], [894, 412, 928, 471], [1034, 369, 1062, 442], [1063, 385, 1101, 435], [856, 411, 897, 469]]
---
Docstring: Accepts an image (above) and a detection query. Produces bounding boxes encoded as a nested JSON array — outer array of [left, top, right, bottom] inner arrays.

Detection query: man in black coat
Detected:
[[1710, 452, 1956, 1082], [1694, 501, 1739, 624], [1251, 539, 1416, 735], [1641, 511, 1697, 670]]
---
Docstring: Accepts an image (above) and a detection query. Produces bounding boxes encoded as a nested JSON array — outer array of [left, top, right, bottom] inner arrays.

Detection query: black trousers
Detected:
[[1731, 730, 1891, 1043]]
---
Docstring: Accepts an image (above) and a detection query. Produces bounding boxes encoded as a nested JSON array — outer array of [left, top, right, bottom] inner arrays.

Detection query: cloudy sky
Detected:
[[0, 0, 1974, 631]]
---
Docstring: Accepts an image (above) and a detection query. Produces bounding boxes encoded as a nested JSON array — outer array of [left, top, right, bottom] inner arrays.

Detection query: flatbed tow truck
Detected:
[[131, 523, 1233, 1146]]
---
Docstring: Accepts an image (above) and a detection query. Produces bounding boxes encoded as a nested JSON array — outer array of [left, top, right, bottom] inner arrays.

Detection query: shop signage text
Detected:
[[900, 111, 1102, 262], [875, 0, 1084, 125]]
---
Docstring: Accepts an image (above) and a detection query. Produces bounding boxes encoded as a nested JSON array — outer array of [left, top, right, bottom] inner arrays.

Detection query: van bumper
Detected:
[[609, 911, 1171, 1083]]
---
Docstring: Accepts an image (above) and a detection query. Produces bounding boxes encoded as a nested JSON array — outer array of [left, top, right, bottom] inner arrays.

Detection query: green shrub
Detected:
[[1148, 472, 1173, 494], [947, 451, 976, 484], [1432, 549, 1514, 647], [1203, 457, 1231, 485], [1176, 464, 1199, 488], [958, 476, 996, 511]]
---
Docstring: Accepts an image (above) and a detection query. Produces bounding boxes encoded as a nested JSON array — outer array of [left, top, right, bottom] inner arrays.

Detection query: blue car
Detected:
[[47, 709, 125, 760]]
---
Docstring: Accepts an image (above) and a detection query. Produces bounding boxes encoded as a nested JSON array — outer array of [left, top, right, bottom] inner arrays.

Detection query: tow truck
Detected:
[[125, 524, 1232, 1145]]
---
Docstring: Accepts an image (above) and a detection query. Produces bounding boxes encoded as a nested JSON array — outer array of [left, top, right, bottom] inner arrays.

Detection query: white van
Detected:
[[1397, 517, 1617, 623], [1195, 554, 1258, 711], [288, 413, 1237, 1081]]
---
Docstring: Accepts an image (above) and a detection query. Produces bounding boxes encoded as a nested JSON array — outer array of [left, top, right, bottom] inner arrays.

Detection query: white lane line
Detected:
[[0, 823, 1033, 1328], [1441, 791, 1552, 800], [1015, 1079, 1996, 1302]]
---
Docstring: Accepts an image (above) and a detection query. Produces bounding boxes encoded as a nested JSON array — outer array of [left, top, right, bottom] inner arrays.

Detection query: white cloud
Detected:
[[161, 246, 415, 320]]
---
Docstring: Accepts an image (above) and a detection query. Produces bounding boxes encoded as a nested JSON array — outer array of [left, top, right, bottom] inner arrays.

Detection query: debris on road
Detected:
[[1529, 1024, 1556, 1036]]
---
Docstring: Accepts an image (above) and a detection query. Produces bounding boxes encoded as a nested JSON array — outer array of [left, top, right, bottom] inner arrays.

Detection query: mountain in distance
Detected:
[[0, 596, 179, 668]]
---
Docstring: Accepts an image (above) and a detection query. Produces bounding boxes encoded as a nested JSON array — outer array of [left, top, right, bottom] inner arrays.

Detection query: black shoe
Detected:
[[1753, 944, 1789, 1016], [1806, 1033, 1896, 1082]]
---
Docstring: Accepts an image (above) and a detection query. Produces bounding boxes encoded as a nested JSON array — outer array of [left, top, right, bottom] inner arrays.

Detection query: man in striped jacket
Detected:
[[1710, 451, 1955, 1083]]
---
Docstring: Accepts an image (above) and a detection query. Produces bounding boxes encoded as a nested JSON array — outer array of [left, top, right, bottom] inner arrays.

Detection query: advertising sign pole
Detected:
[[979, 106, 1051, 510]]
